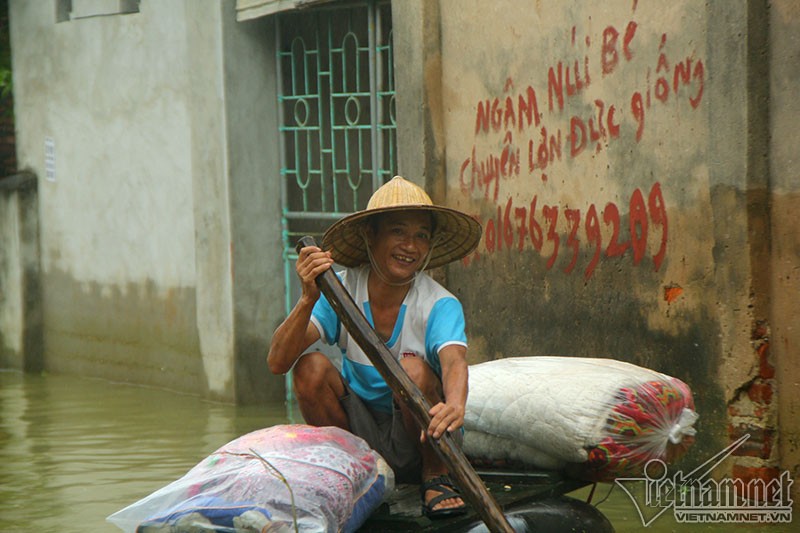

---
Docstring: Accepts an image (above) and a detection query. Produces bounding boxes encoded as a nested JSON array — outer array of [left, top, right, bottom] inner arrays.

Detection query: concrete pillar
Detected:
[[393, 0, 446, 198], [0, 171, 42, 372]]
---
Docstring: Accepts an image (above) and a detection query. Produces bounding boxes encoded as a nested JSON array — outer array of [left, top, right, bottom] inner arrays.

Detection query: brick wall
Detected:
[[727, 321, 781, 503]]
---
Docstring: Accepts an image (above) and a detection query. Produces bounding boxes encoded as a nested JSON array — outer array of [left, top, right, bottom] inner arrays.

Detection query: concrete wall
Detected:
[[7, 0, 283, 402], [221, 9, 285, 403], [770, 0, 800, 496], [437, 2, 721, 434], [392, 0, 797, 501], [0, 172, 41, 371], [11, 0, 204, 392], [0, 180, 23, 365]]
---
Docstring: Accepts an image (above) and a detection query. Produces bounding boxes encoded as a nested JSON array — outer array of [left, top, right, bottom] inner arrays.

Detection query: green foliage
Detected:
[[0, 0, 11, 117], [0, 0, 8, 68], [0, 69, 10, 102]]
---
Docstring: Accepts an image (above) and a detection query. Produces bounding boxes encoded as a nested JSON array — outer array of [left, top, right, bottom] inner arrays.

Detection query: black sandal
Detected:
[[420, 474, 468, 519]]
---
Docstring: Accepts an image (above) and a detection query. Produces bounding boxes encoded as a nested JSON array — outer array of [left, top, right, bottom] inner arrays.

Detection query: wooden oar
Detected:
[[296, 236, 515, 533]]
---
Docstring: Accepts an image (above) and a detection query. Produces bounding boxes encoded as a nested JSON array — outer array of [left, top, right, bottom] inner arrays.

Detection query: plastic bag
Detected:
[[107, 424, 394, 533], [463, 356, 697, 482]]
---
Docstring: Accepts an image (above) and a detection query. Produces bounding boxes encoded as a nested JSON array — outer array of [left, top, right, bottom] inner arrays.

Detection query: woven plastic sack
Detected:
[[107, 424, 394, 533], [463, 356, 697, 482]]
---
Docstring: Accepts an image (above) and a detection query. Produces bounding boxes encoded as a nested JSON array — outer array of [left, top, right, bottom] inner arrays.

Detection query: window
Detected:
[[56, 0, 140, 22], [276, 0, 396, 253]]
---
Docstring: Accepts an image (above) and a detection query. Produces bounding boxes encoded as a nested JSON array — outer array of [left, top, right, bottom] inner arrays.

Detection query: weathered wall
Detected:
[[221, 7, 285, 404], [394, 0, 797, 499], [770, 0, 800, 498], [0, 181, 21, 365], [10, 0, 209, 393], [7, 1, 284, 402], [393, 0, 446, 198], [0, 172, 40, 371], [10, 1, 204, 391], [437, 0, 723, 461]]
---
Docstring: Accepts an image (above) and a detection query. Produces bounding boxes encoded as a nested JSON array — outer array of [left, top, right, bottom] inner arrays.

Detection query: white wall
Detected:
[[9, 0, 235, 397], [12, 2, 197, 288]]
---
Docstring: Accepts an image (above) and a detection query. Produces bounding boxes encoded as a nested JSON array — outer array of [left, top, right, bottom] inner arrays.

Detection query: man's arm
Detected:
[[267, 245, 332, 374], [426, 344, 468, 440], [267, 297, 321, 374]]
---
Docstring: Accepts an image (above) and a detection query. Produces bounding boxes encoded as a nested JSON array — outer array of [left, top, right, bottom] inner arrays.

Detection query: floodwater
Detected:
[[0, 369, 794, 533]]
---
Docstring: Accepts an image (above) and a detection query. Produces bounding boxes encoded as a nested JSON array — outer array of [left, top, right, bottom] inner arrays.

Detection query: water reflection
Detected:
[[0, 370, 793, 533]]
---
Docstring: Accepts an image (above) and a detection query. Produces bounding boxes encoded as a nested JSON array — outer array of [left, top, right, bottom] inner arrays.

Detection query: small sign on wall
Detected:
[[45, 137, 55, 182]]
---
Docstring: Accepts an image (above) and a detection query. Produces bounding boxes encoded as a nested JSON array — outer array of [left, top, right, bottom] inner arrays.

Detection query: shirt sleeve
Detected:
[[425, 296, 468, 357], [311, 292, 340, 345]]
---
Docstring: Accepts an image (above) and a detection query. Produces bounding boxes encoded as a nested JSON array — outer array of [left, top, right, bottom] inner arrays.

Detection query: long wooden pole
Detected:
[[296, 236, 514, 533]]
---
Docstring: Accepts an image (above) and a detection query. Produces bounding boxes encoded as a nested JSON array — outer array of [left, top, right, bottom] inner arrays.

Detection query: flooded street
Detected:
[[0, 370, 289, 532], [0, 369, 792, 532]]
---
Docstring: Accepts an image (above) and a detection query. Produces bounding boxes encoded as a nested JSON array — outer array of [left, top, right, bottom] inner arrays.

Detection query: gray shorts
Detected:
[[339, 381, 422, 484]]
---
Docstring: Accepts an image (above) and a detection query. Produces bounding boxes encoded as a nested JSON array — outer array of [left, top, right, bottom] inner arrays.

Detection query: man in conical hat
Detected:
[[268, 176, 481, 518]]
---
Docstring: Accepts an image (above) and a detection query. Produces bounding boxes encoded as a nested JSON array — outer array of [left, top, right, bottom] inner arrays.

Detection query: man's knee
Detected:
[[400, 356, 440, 397], [293, 352, 341, 399]]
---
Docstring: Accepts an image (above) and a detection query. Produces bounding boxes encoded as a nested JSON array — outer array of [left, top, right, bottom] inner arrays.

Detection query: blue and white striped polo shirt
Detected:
[[310, 265, 467, 412]]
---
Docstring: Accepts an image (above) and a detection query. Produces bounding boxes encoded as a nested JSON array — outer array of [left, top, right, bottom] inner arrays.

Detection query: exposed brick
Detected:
[[664, 284, 683, 303], [747, 381, 774, 405], [757, 342, 775, 379], [751, 321, 769, 340], [728, 424, 774, 459], [754, 405, 772, 418], [731, 465, 783, 503]]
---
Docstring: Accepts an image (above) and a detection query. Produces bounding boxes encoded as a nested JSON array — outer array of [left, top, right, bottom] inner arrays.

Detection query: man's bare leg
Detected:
[[398, 357, 465, 513], [292, 352, 349, 430]]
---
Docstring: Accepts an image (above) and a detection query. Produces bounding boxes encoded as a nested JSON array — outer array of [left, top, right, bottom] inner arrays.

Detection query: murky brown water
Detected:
[[0, 370, 288, 532], [0, 370, 793, 532]]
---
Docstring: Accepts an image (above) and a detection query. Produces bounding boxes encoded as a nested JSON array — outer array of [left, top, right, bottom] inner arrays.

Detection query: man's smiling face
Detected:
[[368, 211, 433, 283]]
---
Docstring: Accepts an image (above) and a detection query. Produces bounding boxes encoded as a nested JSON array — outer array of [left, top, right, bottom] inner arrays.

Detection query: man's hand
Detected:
[[296, 245, 334, 301], [419, 344, 468, 442], [421, 400, 465, 442]]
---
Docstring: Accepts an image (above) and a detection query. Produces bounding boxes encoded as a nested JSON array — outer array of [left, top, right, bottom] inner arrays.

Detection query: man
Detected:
[[267, 176, 482, 519]]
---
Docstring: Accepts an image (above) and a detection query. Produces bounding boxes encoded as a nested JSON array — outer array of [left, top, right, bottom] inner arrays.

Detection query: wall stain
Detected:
[[449, 245, 727, 470], [42, 269, 209, 397]]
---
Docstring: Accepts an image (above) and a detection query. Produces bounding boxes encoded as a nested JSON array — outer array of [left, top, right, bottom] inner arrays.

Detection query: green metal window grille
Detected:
[[276, 1, 396, 405]]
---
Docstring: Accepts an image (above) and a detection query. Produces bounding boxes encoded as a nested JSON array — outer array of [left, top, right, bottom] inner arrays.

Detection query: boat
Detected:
[[300, 237, 618, 532], [360, 468, 614, 532]]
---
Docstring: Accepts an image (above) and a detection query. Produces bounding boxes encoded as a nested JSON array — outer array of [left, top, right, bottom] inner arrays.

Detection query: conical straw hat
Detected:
[[322, 176, 482, 269]]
